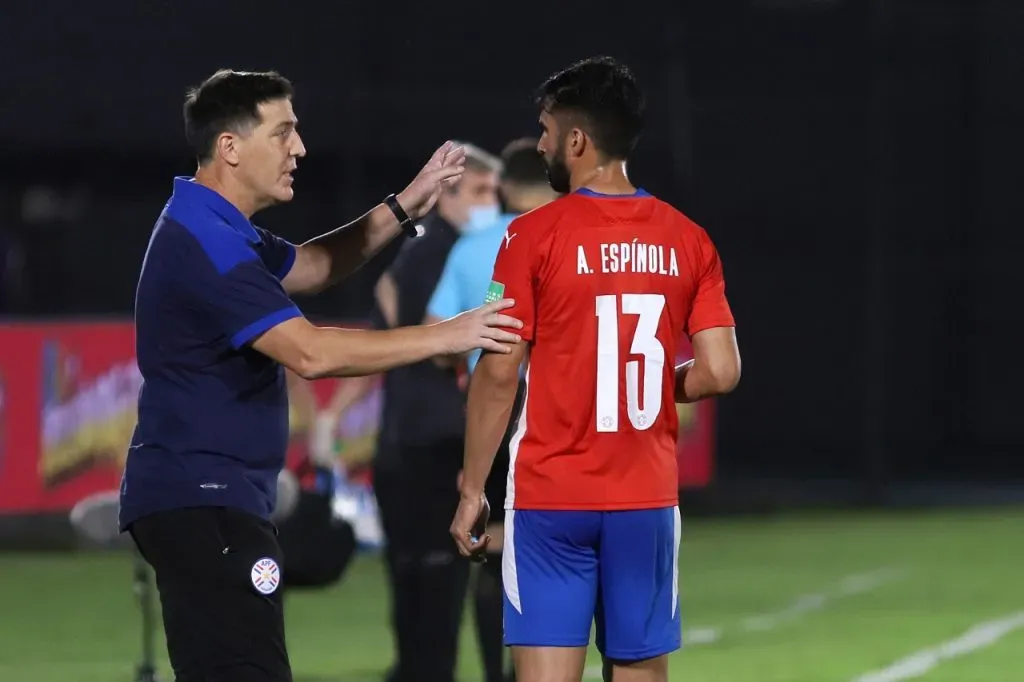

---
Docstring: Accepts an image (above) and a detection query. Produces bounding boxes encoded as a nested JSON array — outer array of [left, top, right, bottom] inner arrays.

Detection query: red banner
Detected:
[[0, 322, 138, 512], [0, 321, 714, 514]]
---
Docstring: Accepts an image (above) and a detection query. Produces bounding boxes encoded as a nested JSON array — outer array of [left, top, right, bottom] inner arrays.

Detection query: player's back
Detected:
[[503, 189, 731, 511]]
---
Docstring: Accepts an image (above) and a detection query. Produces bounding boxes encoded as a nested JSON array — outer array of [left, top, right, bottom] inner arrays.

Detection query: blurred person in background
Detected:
[[425, 137, 559, 682], [310, 143, 503, 682]]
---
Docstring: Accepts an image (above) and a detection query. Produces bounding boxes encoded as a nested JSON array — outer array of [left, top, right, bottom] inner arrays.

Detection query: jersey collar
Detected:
[[170, 177, 261, 244], [574, 188, 652, 199]]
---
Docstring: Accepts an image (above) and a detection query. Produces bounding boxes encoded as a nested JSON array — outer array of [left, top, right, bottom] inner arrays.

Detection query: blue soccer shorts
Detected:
[[501, 506, 682, 661]]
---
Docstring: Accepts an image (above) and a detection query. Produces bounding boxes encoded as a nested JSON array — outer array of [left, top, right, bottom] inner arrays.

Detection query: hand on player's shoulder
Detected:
[[434, 299, 523, 355]]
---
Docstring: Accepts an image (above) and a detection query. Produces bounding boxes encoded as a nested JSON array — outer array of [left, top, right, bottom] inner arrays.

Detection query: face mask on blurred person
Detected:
[[459, 204, 501, 234]]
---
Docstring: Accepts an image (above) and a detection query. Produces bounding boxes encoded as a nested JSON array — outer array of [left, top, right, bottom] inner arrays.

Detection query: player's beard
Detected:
[[544, 142, 572, 194]]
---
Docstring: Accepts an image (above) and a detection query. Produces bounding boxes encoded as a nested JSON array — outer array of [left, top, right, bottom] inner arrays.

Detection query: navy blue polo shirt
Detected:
[[119, 177, 302, 531]]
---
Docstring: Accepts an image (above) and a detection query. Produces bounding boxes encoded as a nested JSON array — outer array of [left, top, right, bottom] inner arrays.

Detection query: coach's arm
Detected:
[[423, 314, 464, 369], [280, 203, 409, 295], [674, 327, 741, 403], [280, 142, 465, 295], [250, 301, 521, 380]]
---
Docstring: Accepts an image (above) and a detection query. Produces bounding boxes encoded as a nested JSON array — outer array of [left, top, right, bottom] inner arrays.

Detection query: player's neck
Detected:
[[194, 165, 261, 219], [571, 159, 635, 196]]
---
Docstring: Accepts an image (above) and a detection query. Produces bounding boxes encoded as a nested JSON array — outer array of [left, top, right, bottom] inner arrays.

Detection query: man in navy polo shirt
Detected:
[[120, 69, 522, 682]]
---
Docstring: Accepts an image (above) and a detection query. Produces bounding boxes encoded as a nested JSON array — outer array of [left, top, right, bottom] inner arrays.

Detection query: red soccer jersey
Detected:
[[491, 189, 735, 511]]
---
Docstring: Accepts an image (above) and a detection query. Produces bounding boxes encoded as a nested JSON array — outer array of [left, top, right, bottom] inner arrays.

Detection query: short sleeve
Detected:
[[685, 230, 735, 337], [253, 226, 297, 281], [427, 245, 464, 320], [203, 258, 303, 349], [488, 219, 537, 341]]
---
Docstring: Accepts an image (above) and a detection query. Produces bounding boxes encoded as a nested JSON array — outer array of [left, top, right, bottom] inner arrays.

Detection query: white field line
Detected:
[[582, 567, 905, 679], [850, 611, 1024, 682], [742, 566, 905, 632]]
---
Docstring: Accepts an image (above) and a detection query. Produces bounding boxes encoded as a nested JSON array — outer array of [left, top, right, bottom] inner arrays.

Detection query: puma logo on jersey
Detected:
[[503, 231, 518, 248]]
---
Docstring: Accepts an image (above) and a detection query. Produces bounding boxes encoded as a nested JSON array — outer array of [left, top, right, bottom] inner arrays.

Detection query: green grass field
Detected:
[[1, 508, 1022, 682]]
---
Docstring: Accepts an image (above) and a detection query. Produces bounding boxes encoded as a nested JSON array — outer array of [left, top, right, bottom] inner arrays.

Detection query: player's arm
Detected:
[[460, 343, 528, 497], [452, 213, 537, 558], [280, 142, 466, 295], [458, 215, 537, 499], [674, 327, 741, 402], [676, 226, 741, 403]]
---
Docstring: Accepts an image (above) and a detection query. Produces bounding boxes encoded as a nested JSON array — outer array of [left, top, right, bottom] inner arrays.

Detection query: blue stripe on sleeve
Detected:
[[276, 243, 297, 280], [230, 306, 303, 349]]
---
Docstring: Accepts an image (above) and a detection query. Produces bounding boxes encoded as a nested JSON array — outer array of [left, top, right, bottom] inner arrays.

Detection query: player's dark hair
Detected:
[[499, 138, 548, 187], [184, 69, 294, 164], [535, 56, 645, 160]]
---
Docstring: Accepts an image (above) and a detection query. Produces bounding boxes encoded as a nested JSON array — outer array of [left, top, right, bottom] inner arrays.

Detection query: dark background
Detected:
[[1, 0, 1020, 501]]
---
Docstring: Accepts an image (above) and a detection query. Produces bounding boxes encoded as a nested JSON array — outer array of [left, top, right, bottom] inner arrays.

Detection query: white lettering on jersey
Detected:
[[594, 293, 667, 432], [577, 245, 593, 274], [598, 240, 679, 275]]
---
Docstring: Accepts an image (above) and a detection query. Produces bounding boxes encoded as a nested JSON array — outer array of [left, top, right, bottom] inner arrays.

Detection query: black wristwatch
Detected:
[[384, 194, 419, 238]]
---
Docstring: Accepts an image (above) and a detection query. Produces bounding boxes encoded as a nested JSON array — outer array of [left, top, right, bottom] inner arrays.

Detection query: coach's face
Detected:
[[537, 110, 572, 194], [237, 98, 307, 207]]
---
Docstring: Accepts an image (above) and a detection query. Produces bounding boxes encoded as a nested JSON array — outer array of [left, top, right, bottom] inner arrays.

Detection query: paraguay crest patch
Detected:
[[251, 557, 281, 595]]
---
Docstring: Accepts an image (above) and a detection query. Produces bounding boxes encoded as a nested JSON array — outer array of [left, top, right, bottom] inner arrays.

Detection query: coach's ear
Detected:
[[216, 131, 242, 167]]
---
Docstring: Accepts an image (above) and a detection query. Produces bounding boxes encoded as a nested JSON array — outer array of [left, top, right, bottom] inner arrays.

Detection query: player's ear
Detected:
[[569, 128, 587, 159]]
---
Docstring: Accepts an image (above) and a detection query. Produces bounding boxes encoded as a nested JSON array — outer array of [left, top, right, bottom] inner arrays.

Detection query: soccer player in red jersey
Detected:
[[450, 57, 741, 682]]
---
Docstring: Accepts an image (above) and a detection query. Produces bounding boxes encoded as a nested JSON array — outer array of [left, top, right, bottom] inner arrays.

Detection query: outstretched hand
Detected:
[[396, 141, 466, 220]]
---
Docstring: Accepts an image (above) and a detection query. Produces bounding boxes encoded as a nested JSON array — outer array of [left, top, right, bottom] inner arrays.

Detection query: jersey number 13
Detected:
[[595, 293, 667, 433]]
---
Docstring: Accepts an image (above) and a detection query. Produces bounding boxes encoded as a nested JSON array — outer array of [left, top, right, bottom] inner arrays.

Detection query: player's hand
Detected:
[[434, 299, 523, 355], [396, 141, 467, 220], [450, 492, 491, 562]]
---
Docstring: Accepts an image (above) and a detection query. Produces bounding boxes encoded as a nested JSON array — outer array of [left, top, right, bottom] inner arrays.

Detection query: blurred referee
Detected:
[[118, 69, 522, 682]]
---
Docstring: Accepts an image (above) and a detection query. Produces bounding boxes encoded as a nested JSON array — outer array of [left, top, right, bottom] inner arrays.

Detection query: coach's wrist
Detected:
[[394, 189, 425, 221], [423, 322, 454, 358]]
